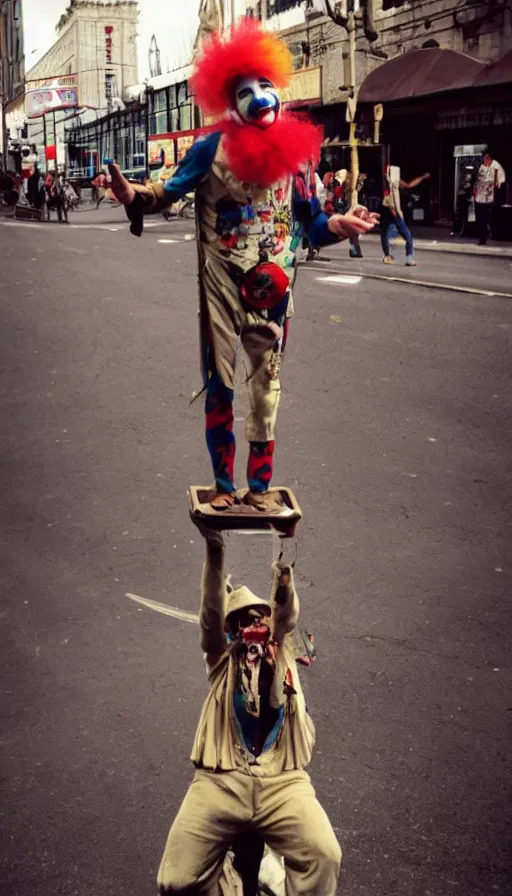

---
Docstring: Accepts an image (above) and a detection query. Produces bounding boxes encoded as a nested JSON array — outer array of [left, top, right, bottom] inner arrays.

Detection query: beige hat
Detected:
[[225, 585, 272, 621]]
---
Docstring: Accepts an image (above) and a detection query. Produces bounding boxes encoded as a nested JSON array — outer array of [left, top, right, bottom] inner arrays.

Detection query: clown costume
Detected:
[[110, 20, 376, 511]]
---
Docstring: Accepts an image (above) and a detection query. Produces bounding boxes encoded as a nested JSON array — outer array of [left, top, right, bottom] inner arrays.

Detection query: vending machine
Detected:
[[453, 144, 486, 232]]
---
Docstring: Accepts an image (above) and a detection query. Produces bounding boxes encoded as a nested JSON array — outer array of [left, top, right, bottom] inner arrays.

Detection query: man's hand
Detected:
[[108, 163, 136, 206], [327, 209, 379, 240]]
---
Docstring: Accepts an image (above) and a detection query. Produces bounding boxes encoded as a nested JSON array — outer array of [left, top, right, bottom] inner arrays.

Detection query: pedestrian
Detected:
[[380, 165, 431, 266], [155, 523, 342, 895], [348, 173, 368, 259], [27, 166, 45, 210], [473, 150, 505, 246], [110, 19, 377, 513], [317, 169, 369, 259]]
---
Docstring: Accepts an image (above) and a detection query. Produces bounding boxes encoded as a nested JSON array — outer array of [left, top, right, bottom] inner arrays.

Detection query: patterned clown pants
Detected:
[[203, 258, 284, 495]]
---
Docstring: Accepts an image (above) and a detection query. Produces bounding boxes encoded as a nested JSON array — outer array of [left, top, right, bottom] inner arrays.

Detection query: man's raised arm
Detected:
[[198, 527, 228, 669]]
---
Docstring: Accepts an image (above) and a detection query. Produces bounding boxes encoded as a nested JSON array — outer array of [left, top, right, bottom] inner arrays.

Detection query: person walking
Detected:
[[473, 151, 505, 246], [380, 165, 430, 266]]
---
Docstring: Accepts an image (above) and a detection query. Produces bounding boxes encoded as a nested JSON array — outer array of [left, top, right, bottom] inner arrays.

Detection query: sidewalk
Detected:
[[379, 223, 512, 258]]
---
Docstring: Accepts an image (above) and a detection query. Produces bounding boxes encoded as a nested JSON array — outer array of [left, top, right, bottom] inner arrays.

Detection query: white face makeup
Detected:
[[234, 76, 280, 128]]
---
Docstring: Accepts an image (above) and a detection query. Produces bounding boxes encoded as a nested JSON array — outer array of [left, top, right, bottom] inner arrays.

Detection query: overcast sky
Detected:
[[23, 0, 200, 81]]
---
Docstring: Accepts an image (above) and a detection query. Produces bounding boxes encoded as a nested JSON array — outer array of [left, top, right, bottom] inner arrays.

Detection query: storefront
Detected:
[[358, 48, 512, 227], [65, 70, 201, 184], [65, 106, 147, 181]]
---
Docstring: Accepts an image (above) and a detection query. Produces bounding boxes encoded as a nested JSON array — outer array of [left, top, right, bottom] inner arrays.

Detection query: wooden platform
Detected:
[[188, 486, 302, 537]]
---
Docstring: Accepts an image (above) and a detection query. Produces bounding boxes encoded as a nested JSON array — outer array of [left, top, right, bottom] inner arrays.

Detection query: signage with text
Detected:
[[148, 137, 176, 167], [26, 74, 79, 118], [281, 67, 322, 108]]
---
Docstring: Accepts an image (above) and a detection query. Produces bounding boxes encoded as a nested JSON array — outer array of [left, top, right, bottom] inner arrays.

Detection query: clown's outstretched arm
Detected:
[[270, 559, 299, 644], [109, 131, 221, 236], [198, 526, 228, 668], [294, 187, 379, 249]]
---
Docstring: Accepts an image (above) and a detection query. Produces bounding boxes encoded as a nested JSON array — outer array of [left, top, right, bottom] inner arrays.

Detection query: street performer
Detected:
[[155, 523, 341, 895], [110, 20, 377, 512]]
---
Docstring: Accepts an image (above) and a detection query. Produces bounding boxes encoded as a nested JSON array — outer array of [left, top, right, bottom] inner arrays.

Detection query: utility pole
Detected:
[[324, 0, 378, 210]]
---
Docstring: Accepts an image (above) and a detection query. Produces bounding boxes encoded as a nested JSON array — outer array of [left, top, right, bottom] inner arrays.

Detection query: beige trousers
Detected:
[[203, 257, 282, 443], [157, 768, 342, 895]]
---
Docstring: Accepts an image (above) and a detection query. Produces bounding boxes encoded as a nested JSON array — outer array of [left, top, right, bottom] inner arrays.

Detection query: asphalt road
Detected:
[[1, 214, 511, 896]]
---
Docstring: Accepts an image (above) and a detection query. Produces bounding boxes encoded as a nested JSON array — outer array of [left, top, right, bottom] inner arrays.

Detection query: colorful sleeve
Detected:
[[163, 131, 221, 203], [293, 180, 340, 249]]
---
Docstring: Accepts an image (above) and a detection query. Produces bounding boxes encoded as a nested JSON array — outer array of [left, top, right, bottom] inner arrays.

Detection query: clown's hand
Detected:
[[108, 163, 136, 206], [108, 163, 146, 237], [328, 210, 378, 241]]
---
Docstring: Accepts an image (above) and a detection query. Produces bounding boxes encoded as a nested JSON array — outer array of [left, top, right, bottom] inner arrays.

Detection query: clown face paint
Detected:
[[234, 77, 280, 128]]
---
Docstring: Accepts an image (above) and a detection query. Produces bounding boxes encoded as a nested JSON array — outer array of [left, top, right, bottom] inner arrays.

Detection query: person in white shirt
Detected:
[[473, 152, 506, 245]]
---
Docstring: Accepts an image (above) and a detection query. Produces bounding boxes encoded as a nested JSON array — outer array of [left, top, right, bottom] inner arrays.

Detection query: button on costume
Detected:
[[123, 20, 341, 510]]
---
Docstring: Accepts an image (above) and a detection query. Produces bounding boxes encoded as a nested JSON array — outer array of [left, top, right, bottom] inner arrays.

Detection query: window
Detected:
[[267, 0, 301, 15], [169, 107, 179, 132], [154, 111, 167, 134], [179, 104, 192, 131], [154, 89, 167, 112], [382, 0, 406, 10]]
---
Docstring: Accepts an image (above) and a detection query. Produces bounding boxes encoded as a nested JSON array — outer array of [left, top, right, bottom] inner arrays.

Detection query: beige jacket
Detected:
[[190, 557, 316, 774]]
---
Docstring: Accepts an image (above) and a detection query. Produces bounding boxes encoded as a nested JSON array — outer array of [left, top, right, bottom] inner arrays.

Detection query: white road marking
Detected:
[[308, 264, 512, 299], [158, 238, 178, 244], [126, 592, 199, 623], [317, 275, 362, 285], [0, 219, 164, 231]]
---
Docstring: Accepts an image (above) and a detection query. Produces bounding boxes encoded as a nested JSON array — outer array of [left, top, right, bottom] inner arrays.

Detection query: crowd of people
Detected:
[[3, 148, 505, 253], [315, 149, 507, 261]]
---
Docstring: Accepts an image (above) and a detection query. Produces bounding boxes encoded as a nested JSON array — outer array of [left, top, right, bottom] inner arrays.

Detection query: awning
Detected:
[[359, 48, 485, 103], [473, 48, 512, 87]]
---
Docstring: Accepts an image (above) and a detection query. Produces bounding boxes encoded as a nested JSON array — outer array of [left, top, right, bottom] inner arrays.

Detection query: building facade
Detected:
[[0, 0, 25, 168], [248, 1, 512, 225], [26, 0, 138, 167], [65, 64, 201, 180]]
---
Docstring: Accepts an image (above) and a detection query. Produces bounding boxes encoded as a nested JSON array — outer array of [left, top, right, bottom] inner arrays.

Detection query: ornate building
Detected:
[[26, 0, 138, 164], [0, 0, 25, 168]]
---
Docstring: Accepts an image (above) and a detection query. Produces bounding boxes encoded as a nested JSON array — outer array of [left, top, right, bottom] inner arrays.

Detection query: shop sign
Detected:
[[435, 105, 512, 130], [177, 134, 195, 161], [26, 74, 79, 118], [281, 67, 322, 108], [148, 137, 176, 167]]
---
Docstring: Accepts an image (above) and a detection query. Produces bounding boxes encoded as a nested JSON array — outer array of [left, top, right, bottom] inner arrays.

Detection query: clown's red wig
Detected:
[[191, 19, 293, 116]]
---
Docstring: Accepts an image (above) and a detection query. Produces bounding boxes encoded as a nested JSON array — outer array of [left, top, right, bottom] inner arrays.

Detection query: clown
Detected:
[[110, 20, 377, 512]]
